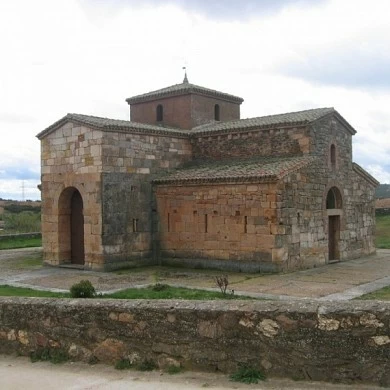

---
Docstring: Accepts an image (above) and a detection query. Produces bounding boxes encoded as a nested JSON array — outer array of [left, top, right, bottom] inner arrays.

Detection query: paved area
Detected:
[[0, 248, 389, 300], [0, 355, 381, 389]]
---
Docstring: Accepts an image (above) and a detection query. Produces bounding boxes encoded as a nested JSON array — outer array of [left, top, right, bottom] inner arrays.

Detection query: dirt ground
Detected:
[[0, 355, 382, 390]]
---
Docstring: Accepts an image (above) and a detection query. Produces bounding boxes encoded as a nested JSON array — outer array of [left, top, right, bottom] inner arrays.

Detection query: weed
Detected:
[[166, 365, 182, 375], [88, 355, 99, 365], [229, 364, 266, 384], [70, 280, 96, 298], [30, 348, 68, 364], [152, 283, 169, 291], [137, 359, 157, 371], [115, 358, 133, 370]]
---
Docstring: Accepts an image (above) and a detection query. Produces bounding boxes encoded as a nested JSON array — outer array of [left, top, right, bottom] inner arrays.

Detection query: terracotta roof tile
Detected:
[[126, 82, 244, 104], [36, 113, 187, 139], [192, 107, 336, 134], [154, 155, 317, 185]]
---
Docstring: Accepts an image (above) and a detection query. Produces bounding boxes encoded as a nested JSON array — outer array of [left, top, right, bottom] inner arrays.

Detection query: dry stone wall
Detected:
[[0, 298, 389, 386]]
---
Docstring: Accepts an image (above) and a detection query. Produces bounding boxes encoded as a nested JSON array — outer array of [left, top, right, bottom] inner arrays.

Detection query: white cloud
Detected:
[[366, 165, 390, 184], [1, 0, 390, 199]]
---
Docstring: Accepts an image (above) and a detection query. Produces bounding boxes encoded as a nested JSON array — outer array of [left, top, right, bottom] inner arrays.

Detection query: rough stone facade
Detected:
[[1, 298, 389, 386], [37, 77, 378, 271]]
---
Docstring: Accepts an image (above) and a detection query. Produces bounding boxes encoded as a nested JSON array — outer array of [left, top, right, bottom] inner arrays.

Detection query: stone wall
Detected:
[[40, 121, 105, 268], [191, 125, 310, 160], [156, 182, 283, 272], [100, 131, 192, 268], [0, 298, 389, 386]]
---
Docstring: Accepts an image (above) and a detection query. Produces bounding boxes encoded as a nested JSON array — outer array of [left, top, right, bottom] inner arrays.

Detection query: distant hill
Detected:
[[375, 184, 390, 199]]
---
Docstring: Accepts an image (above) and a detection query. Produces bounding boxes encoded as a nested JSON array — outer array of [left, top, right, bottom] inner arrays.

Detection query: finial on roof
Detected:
[[182, 66, 189, 83]]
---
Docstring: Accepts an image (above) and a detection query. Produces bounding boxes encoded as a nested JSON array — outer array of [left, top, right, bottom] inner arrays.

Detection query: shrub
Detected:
[[137, 359, 157, 371], [70, 280, 96, 298], [152, 283, 169, 291], [30, 348, 68, 364], [166, 365, 182, 375], [215, 275, 229, 295], [115, 358, 132, 370], [229, 364, 266, 384]]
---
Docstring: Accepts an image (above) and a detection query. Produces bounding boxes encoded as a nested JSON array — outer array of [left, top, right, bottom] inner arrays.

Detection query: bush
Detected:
[[115, 358, 132, 370], [137, 359, 157, 371], [229, 364, 266, 384], [70, 280, 96, 298], [30, 348, 68, 364]]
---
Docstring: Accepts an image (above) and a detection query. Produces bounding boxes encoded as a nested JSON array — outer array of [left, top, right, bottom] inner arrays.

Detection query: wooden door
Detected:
[[71, 190, 84, 264], [328, 215, 340, 262]]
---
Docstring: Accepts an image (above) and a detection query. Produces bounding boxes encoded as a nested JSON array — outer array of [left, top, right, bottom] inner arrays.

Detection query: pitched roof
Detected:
[[191, 107, 356, 135], [37, 107, 357, 140], [36, 113, 187, 140], [126, 81, 244, 105], [153, 155, 317, 185]]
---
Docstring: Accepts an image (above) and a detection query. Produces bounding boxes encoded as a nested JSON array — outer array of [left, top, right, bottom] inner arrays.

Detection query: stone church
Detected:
[[37, 75, 378, 272]]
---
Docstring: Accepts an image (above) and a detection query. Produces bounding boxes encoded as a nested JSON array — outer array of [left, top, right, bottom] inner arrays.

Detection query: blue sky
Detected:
[[1, 0, 390, 200]]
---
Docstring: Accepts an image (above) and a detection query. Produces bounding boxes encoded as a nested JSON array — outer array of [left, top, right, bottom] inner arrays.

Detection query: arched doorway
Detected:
[[326, 187, 342, 262], [58, 187, 85, 265]]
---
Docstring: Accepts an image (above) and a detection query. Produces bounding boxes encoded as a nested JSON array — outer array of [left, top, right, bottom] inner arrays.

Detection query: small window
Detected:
[[132, 218, 139, 232], [330, 144, 336, 169], [214, 104, 220, 121], [326, 187, 342, 209], [156, 104, 163, 122]]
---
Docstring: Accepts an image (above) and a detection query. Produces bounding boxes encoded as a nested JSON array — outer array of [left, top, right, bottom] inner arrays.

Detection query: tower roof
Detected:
[[126, 80, 244, 105]]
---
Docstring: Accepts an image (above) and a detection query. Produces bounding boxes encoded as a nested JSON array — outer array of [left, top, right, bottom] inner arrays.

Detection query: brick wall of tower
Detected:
[[130, 94, 240, 130]]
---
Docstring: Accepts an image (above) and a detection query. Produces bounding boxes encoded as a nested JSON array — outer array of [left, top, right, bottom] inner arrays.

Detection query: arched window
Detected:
[[214, 104, 220, 121], [330, 144, 336, 169], [156, 104, 163, 122], [326, 187, 342, 209]]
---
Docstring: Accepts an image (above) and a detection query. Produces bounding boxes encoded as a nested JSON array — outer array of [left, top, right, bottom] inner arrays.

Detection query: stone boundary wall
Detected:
[[0, 232, 41, 242], [0, 298, 389, 386]]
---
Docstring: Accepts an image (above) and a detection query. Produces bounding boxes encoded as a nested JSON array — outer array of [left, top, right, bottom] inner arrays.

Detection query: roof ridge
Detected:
[[191, 107, 336, 134], [36, 112, 187, 139], [126, 81, 244, 104]]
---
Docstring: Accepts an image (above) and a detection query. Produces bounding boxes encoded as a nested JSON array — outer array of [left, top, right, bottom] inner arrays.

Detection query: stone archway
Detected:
[[326, 186, 342, 262], [58, 187, 85, 265]]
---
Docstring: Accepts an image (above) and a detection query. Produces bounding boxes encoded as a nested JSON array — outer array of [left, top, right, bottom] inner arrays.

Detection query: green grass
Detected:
[[0, 285, 68, 298], [0, 283, 256, 300], [0, 236, 41, 250], [375, 215, 390, 249], [358, 286, 390, 300], [104, 284, 250, 300]]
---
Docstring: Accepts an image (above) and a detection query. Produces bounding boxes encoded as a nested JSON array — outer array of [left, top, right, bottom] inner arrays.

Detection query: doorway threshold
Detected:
[[328, 259, 340, 264], [59, 264, 85, 270]]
